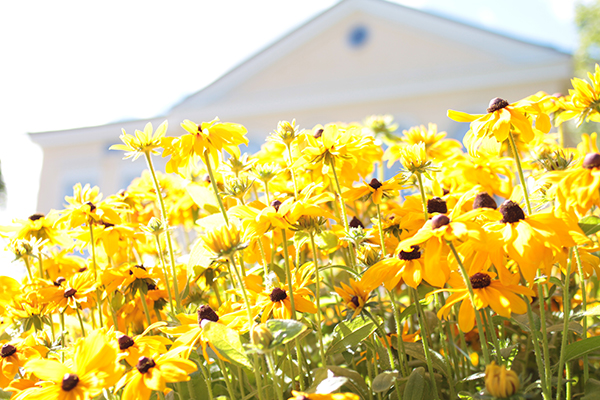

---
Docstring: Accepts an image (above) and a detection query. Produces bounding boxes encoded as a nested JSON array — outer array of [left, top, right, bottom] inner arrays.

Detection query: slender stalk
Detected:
[[280, 229, 296, 318], [308, 231, 327, 366], [89, 224, 104, 327], [482, 308, 501, 362], [227, 255, 265, 400], [415, 172, 429, 221], [198, 357, 214, 400], [387, 289, 408, 376], [154, 234, 175, 315], [265, 353, 285, 400], [144, 151, 181, 308], [23, 256, 33, 281], [507, 131, 532, 214], [537, 279, 552, 388], [574, 246, 589, 384], [523, 293, 552, 399], [140, 294, 153, 326], [257, 238, 270, 278], [329, 157, 356, 269], [203, 151, 229, 226], [216, 357, 236, 400], [75, 306, 86, 337], [447, 241, 491, 365], [556, 249, 573, 400], [410, 288, 440, 399], [38, 249, 44, 279], [375, 203, 387, 256], [60, 312, 66, 361], [285, 143, 299, 199]]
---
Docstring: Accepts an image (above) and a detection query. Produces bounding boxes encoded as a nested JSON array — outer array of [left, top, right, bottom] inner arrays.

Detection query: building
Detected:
[[30, 0, 572, 212]]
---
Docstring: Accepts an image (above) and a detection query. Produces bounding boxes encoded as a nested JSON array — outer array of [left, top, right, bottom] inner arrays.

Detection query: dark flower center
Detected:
[[499, 200, 525, 224], [61, 373, 79, 391], [28, 213, 44, 221], [270, 287, 288, 302], [350, 296, 360, 308], [399, 245, 421, 260], [85, 201, 96, 212], [136, 356, 156, 374], [473, 192, 497, 209], [470, 272, 492, 289], [129, 264, 147, 275], [101, 221, 115, 228], [203, 174, 211, 183], [427, 197, 447, 214], [147, 282, 157, 291], [487, 97, 509, 113], [431, 214, 450, 230], [197, 304, 220, 324], [313, 128, 324, 139], [63, 288, 77, 298], [583, 153, 600, 169], [78, 267, 87, 273], [368, 178, 383, 190], [270, 200, 282, 212], [54, 277, 66, 286], [1, 344, 16, 358], [349, 216, 364, 229], [118, 335, 135, 350]]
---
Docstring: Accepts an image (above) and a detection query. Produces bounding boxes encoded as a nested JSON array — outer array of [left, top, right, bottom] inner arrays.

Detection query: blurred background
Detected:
[[0, 0, 598, 220]]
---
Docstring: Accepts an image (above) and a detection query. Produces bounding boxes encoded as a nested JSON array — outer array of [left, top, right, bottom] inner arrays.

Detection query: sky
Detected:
[[0, 0, 581, 221]]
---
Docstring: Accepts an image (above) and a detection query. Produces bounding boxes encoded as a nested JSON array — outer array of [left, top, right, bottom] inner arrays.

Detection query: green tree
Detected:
[[575, 0, 600, 75]]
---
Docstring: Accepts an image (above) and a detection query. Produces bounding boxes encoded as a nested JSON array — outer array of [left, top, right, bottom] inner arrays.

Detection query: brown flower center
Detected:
[[270, 287, 287, 303], [499, 200, 525, 224], [368, 178, 383, 190], [427, 197, 447, 214], [63, 288, 77, 298], [431, 214, 450, 230], [28, 213, 44, 221], [313, 128, 324, 139], [349, 216, 364, 229], [583, 153, 600, 169], [270, 200, 282, 212], [470, 272, 492, 289], [197, 305, 220, 324], [1, 344, 16, 358], [85, 201, 96, 212], [350, 296, 360, 308], [398, 245, 421, 260], [473, 192, 497, 209], [54, 277, 66, 287], [118, 335, 135, 350], [136, 356, 156, 374], [61, 373, 79, 391], [487, 97, 509, 113]]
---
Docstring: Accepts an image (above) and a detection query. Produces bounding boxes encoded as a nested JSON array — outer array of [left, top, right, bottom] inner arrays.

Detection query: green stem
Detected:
[[23, 256, 33, 281], [482, 308, 501, 362], [280, 229, 296, 318], [144, 151, 181, 309], [203, 151, 229, 226], [410, 288, 440, 399], [199, 356, 214, 400], [216, 357, 236, 400], [309, 231, 327, 367], [524, 293, 552, 399], [89, 224, 104, 327], [154, 234, 175, 315], [507, 131, 532, 215], [38, 249, 44, 279], [557, 249, 573, 400], [329, 156, 356, 269], [265, 353, 285, 400], [140, 293, 153, 326], [75, 306, 86, 337], [285, 143, 299, 199], [60, 312, 66, 361], [574, 246, 589, 385], [375, 203, 387, 256], [388, 289, 408, 377], [537, 279, 552, 388], [447, 241, 491, 365], [416, 172, 429, 221]]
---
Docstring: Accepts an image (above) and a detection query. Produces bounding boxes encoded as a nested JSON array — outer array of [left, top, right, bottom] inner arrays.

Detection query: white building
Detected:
[[30, 0, 572, 212]]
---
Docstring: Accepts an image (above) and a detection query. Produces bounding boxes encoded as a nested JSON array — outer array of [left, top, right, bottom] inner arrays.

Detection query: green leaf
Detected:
[[402, 342, 448, 377], [188, 239, 213, 276], [308, 367, 370, 400], [202, 321, 252, 369], [582, 378, 600, 399], [403, 367, 425, 400], [266, 319, 307, 348], [319, 264, 361, 278], [579, 215, 600, 236], [547, 321, 584, 336], [326, 318, 376, 356], [316, 230, 339, 251], [309, 370, 348, 394], [372, 371, 399, 393], [564, 335, 600, 362], [186, 183, 219, 213]]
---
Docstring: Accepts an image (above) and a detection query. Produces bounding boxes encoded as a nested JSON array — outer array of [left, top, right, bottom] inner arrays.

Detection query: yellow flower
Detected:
[[115, 347, 197, 400], [554, 152, 600, 215], [448, 97, 551, 156], [110, 121, 168, 161], [201, 222, 246, 259], [556, 64, 600, 127], [343, 177, 405, 205], [161, 117, 248, 175], [389, 142, 429, 173], [362, 245, 425, 290], [288, 391, 359, 400], [114, 322, 171, 367], [17, 329, 123, 400], [485, 361, 520, 398], [334, 278, 373, 319]]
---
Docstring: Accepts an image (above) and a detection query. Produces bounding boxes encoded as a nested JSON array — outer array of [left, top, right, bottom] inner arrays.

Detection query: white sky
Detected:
[[0, 0, 580, 221]]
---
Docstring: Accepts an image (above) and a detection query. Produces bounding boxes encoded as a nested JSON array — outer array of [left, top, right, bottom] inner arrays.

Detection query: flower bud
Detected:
[[485, 361, 520, 398], [251, 323, 273, 349]]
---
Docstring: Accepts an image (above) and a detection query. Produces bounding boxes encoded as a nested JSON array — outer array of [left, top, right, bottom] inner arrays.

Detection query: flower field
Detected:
[[3, 67, 600, 400]]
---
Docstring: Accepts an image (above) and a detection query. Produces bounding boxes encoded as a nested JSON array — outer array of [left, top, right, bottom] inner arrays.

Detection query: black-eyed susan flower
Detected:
[[556, 64, 600, 127], [114, 321, 171, 367], [484, 361, 520, 398], [288, 391, 359, 400], [16, 329, 123, 400], [344, 177, 406, 205], [362, 245, 425, 290], [434, 271, 534, 333], [448, 97, 551, 155], [161, 117, 248, 175], [115, 347, 197, 400], [110, 121, 168, 161], [554, 152, 600, 215], [334, 278, 374, 319]]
